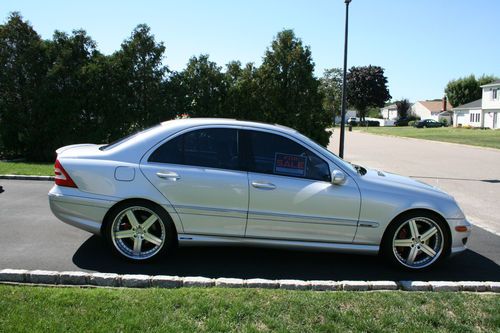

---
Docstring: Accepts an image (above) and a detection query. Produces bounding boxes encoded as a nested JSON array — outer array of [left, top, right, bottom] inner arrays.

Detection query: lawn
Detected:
[[356, 127, 500, 149], [0, 161, 53, 176], [0, 285, 498, 332]]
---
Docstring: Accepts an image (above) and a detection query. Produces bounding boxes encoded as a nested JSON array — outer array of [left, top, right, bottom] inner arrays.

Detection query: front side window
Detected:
[[242, 130, 330, 182], [149, 128, 239, 170]]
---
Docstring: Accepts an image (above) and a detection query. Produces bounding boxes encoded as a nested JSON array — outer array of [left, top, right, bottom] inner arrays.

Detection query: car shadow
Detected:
[[73, 236, 500, 281]]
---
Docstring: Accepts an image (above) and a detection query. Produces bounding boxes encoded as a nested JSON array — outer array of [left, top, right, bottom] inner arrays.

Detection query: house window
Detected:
[[476, 113, 480, 122], [470, 113, 473, 122], [493, 89, 498, 100]]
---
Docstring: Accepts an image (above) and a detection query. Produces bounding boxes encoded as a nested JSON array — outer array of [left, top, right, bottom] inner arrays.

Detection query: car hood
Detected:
[[360, 168, 451, 198]]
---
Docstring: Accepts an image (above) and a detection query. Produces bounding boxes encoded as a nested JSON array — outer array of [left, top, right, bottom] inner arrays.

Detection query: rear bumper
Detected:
[[447, 217, 472, 256], [48, 185, 116, 235]]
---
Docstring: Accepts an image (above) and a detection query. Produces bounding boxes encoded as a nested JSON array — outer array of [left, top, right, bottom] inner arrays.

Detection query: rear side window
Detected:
[[148, 128, 240, 170], [242, 130, 331, 182]]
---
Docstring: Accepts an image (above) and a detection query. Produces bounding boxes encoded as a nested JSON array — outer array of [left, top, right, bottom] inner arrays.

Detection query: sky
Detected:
[[2, 0, 499, 102]]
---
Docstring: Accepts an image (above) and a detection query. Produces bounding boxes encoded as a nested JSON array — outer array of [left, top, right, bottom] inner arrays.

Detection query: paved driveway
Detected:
[[328, 129, 500, 235], [0, 179, 499, 280]]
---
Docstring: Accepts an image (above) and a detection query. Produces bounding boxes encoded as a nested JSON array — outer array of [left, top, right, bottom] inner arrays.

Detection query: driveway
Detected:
[[0, 179, 499, 280], [328, 129, 500, 235]]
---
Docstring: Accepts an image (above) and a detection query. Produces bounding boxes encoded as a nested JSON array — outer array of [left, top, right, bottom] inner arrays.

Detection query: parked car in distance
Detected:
[[48, 118, 471, 270], [349, 119, 380, 127], [414, 119, 445, 128], [347, 117, 359, 124], [394, 117, 411, 126]]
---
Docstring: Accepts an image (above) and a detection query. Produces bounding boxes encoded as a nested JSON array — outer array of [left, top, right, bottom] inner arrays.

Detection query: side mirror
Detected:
[[331, 170, 346, 185]]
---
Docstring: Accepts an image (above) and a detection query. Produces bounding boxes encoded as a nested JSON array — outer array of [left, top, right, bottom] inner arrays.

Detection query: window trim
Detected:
[[141, 124, 350, 181]]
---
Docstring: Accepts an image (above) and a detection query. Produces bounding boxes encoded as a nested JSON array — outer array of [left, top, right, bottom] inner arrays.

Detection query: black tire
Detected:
[[104, 200, 176, 262], [381, 211, 450, 270]]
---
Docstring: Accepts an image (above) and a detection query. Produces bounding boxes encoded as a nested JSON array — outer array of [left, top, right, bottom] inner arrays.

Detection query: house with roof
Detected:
[[452, 80, 500, 129], [380, 103, 398, 120], [412, 97, 453, 123]]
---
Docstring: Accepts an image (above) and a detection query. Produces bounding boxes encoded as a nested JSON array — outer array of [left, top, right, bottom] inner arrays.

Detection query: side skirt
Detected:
[[177, 234, 379, 255]]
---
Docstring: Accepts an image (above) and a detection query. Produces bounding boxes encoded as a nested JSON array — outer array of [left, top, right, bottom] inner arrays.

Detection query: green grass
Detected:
[[0, 161, 53, 176], [0, 285, 498, 332], [356, 127, 500, 149]]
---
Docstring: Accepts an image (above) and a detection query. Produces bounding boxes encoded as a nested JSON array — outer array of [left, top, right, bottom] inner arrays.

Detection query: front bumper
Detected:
[[447, 217, 472, 255], [48, 185, 116, 235]]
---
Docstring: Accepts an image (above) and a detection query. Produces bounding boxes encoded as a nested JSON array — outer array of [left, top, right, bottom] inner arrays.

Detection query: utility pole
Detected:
[[338, 0, 351, 159]]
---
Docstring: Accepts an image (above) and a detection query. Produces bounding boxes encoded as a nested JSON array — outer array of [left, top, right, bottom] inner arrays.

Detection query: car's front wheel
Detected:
[[105, 201, 176, 262], [382, 212, 450, 270]]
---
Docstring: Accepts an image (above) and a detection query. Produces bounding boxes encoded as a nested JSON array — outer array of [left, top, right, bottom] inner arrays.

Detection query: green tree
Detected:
[[257, 30, 331, 146], [0, 12, 48, 159], [115, 24, 168, 130], [39, 29, 100, 159], [319, 68, 343, 126], [224, 61, 259, 120], [395, 98, 411, 119], [445, 74, 497, 107], [173, 54, 227, 118], [347, 65, 391, 121]]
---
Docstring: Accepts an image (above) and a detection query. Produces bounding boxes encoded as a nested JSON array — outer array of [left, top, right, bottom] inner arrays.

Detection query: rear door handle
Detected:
[[251, 181, 276, 190], [156, 171, 181, 181]]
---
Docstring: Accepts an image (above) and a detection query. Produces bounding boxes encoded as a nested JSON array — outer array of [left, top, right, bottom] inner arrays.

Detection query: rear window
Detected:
[[99, 125, 161, 151]]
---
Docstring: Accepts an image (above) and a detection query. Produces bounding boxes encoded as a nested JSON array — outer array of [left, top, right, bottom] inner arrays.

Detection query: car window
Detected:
[[242, 130, 331, 182], [149, 128, 240, 170]]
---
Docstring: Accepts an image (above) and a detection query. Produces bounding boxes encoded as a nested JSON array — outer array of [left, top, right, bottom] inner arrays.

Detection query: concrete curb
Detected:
[[0, 269, 499, 292], [0, 175, 54, 181]]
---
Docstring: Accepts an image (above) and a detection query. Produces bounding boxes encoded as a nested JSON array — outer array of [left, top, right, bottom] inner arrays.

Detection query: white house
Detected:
[[380, 104, 398, 120], [452, 80, 500, 129], [412, 97, 453, 123]]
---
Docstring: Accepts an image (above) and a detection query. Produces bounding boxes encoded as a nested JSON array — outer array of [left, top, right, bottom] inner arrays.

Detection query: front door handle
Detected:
[[156, 171, 181, 181], [251, 181, 276, 190]]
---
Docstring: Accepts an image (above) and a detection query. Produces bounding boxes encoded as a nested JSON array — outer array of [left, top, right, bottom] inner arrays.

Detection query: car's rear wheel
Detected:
[[105, 201, 175, 262], [382, 212, 450, 270]]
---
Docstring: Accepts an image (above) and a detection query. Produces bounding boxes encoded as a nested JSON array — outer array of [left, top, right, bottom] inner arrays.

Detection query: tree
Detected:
[[445, 74, 497, 107], [319, 68, 343, 126], [0, 12, 48, 159], [395, 98, 411, 119], [257, 30, 331, 146], [347, 65, 391, 121], [115, 24, 168, 130], [224, 61, 259, 120], [171, 54, 227, 118]]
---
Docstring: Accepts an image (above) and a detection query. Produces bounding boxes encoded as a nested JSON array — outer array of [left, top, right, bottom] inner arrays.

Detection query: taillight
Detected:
[[54, 159, 77, 188]]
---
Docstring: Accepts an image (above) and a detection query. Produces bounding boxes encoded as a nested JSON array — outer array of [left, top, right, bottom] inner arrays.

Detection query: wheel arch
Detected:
[[380, 208, 452, 255], [101, 198, 179, 245]]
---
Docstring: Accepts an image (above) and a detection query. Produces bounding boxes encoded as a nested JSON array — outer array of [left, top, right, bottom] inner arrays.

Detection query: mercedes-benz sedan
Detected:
[[48, 118, 471, 270]]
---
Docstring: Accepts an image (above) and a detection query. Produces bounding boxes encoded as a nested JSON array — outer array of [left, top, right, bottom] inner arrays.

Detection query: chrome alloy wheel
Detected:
[[111, 206, 166, 260], [392, 217, 444, 269]]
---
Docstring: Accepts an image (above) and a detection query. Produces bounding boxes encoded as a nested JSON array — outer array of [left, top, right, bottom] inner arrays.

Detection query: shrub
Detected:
[[408, 120, 416, 127], [440, 119, 448, 127]]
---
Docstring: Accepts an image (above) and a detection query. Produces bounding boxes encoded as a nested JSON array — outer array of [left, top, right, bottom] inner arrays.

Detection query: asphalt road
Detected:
[[329, 129, 500, 235], [0, 179, 499, 281]]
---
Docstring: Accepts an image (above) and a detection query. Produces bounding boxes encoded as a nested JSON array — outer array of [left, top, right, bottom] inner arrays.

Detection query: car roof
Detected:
[[160, 118, 298, 134]]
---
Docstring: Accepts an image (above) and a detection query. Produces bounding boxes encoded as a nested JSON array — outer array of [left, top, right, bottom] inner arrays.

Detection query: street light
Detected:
[[338, 0, 351, 159]]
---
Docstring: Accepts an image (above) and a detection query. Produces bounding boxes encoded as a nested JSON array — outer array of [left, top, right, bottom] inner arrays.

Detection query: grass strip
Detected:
[[356, 127, 500, 150], [0, 161, 53, 176], [0, 284, 498, 332]]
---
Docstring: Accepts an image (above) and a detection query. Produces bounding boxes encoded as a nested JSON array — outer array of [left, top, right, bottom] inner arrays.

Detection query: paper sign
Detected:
[[274, 153, 306, 176]]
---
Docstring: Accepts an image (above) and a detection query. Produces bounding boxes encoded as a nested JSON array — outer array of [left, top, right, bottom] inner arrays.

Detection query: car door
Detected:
[[140, 127, 248, 236], [242, 129, 361, 243]]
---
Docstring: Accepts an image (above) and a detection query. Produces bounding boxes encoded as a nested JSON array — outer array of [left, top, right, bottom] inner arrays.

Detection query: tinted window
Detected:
[[149, 128, 240, 170], [242, 130, 330, 182]]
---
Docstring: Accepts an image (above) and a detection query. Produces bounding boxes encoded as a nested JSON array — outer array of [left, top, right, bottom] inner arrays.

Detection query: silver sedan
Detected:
[[48, 118, 471, 270]]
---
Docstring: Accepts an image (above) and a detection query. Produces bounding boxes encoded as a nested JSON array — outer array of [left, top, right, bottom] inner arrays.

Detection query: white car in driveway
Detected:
[[48, 118, 471, 270]]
